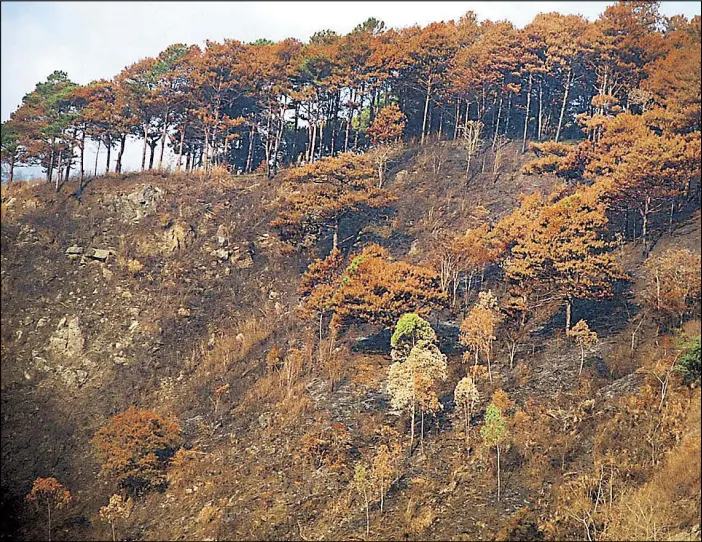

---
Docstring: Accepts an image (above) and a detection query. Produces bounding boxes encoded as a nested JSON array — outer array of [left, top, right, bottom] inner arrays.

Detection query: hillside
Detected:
[[1, 139, 700, 541]]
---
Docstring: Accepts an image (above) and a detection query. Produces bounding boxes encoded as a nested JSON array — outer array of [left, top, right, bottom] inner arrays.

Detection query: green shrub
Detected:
[[676, 336, 701, 384]]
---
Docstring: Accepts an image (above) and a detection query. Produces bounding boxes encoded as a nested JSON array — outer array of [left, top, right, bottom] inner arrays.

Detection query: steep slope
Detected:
[[1, 142, 699, 541]]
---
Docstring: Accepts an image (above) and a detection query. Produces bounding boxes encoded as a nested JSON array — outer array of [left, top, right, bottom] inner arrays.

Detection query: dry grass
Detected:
[[604, 391, 701, 541]]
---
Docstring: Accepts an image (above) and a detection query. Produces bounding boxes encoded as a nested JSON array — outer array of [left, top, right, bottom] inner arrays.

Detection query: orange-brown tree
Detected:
[[367, 104, 406, 188], [25, 477, 72, 542], [567, 319, 598, 375], [271, 153, 394, 251], [92, 406, 182, 494], [460, 290, 501, 382], [642, 248, 702, 329], [505, 191, 625, 332], [297, 247, 345, 345], [328, 244, 446, 331]]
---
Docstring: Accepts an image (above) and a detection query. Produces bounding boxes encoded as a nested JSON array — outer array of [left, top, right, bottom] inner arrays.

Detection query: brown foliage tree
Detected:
[[643, 248, 702, 329], [367, 104, 406, 188], [99, 493, 133, 542], [25, 477, 72, 542], [567, 319, 598, 375], [271, 153, 394, 251], [92, 406, 182, 494], [328, 244, 446, 331], [505, 191, 626, 332]]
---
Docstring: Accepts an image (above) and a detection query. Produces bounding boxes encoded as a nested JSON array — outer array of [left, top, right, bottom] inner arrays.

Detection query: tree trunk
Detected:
[[537, 79, 544, 141], [141, 124, 149, 170], [453, 100, 461, 140], [438, 108, 444, 140], [410, 401, 415, 455], [492, 94, 503, 150], [48, 142, 55, 182], [105, 137, 112, 174], [420, 408, 425, 454], [55, 151, 62, 192], [565, 296, 572, 332], [487, 350, 493, 383], [310, 121, 317, 163], [9, 155, 15, 182], [345, 89, 354, 153], [79, 131, 85, 186], [158, 109, 169, 169], [272, 102, 285, 176], [177, 125, 186, 171], [504, 93, 512, 136], [641, 196, 650, 256], [365, 494, 370, 537], [116, 134, 126, 174], [421, 80, 432, 146], [94, 139, 101, 176], [111, 521, 116, 542], [496, 445, 501, 501], [149, 144, 156, 169], [47, 503, 52, 542], [555, 68, 572, 143], [246, 124, 255, 173], [204, 127, 211, 172], [332, 217, 339, 251], [522, 73, 533, 153], [579, 345, 585, 375], [64, 151, 72, 182], [464, 403, 469, 448]]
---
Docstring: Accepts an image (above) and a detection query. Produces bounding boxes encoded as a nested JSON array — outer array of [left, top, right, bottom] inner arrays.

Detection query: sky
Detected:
[[2, 1, 700, 177]]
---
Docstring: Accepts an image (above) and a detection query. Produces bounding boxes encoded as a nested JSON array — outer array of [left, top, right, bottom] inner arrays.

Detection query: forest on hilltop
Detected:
[[1, 1, 701, 541], [1, 1, 699, 183]]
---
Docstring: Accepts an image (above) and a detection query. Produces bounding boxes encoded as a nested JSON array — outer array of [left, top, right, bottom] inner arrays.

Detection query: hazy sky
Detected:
[[2, 1, 700, 175]]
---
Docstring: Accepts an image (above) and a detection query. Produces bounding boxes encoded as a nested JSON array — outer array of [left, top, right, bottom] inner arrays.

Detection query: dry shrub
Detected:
[[321, 341, 345, 392], [495, 507, 544, 541], [236, 373, 277, 416], [403, 477, 437, 535], [280, 348, 305, 394], [603, 393, 701, 540], [608, 338, 657, 379], [92, 406, 182, 495], [275, 383, 313, 431], [265, 345, 282, 375], [167, 448, 205, 489], [202, 311, 275, 374], [351, 361, 385, 390], [300, 420, 353, 472], [682, 318, 701, 340], [594, 381, 688, 473], [117, 255, 145, 277], [196, 504, 220, 525]]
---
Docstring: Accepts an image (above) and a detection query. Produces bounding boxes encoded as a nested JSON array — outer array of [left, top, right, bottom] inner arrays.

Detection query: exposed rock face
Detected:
[[55, 366, 89, 388], [216, 224, 230, 247], [231, 246, 254, 269], [105, 184, 164, 223], [66, 245, 84, 255], [49, 317, 85, 358], [165, 222, 196, 252], [86, 248, 111, 261]]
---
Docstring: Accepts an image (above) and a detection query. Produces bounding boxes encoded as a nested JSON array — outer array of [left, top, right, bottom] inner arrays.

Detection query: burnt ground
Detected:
[[1, 142, 700, 541]]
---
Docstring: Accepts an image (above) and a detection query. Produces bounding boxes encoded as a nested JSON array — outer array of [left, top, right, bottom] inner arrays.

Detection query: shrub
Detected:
[[92, 406, 182, 494], [676, 335, 701, 384]]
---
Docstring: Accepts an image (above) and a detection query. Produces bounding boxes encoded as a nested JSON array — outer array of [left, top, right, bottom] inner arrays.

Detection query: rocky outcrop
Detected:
[[49, 316, 85, 358], [165, 222, 196, 252], [105, 184, 164, 223]]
